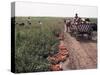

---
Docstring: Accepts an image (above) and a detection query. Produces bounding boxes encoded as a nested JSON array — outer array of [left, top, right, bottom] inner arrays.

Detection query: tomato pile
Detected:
[[48, 33, 69, 71]]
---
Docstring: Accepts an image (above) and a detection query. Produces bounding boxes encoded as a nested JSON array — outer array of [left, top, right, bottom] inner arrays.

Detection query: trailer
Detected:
[[69, 22, 97, 40]]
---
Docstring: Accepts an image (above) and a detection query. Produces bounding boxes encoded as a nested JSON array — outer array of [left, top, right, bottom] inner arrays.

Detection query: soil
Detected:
[[61, 32, 97, 70]]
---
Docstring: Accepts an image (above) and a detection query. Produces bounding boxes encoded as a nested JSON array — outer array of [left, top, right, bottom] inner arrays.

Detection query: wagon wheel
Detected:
[[91, 31, 97, 41], [70, 30, 74, 36], [74, 31, 79, 40], [88, 33, 92, 40]]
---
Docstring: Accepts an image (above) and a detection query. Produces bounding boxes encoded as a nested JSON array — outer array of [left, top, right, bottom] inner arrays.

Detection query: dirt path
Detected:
[[80, 42, 97, 65], [62, 32, 97, 70]]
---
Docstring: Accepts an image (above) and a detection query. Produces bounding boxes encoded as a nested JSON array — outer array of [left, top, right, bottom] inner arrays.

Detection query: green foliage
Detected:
[[15, 17, 63, 73]]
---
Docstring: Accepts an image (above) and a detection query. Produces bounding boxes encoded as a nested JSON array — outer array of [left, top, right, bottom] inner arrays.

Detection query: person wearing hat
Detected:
[[74, 13, 80, 25]]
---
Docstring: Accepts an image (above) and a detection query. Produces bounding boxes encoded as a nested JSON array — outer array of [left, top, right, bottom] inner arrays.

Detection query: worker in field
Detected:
[[66, 19, 71, 32], [27, 17, 31, 25], [38, 21, 42, 25], [64, 19, 67, 32], [64, 19, 71, 32]]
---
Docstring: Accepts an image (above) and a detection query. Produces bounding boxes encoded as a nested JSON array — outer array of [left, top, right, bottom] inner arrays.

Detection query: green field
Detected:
[[14, 17, 97, 73], [15, 17, 65, 73]]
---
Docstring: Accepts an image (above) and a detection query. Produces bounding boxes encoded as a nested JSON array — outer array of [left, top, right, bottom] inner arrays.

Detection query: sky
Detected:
[[14, 2, 98, 18]]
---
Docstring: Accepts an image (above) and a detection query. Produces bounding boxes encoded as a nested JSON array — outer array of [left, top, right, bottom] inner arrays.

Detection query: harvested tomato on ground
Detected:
[[50, 64, 63, 71]]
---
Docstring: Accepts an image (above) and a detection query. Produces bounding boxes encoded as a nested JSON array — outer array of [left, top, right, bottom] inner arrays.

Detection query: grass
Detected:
[[15, 17, 64, 73]]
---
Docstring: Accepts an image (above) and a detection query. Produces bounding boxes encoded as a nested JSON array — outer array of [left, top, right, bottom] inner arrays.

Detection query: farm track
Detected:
[[62, 32, 97, 70]]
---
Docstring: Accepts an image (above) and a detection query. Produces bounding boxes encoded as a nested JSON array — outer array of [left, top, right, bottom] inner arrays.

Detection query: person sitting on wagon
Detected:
[[74, 13, 80, 25]]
